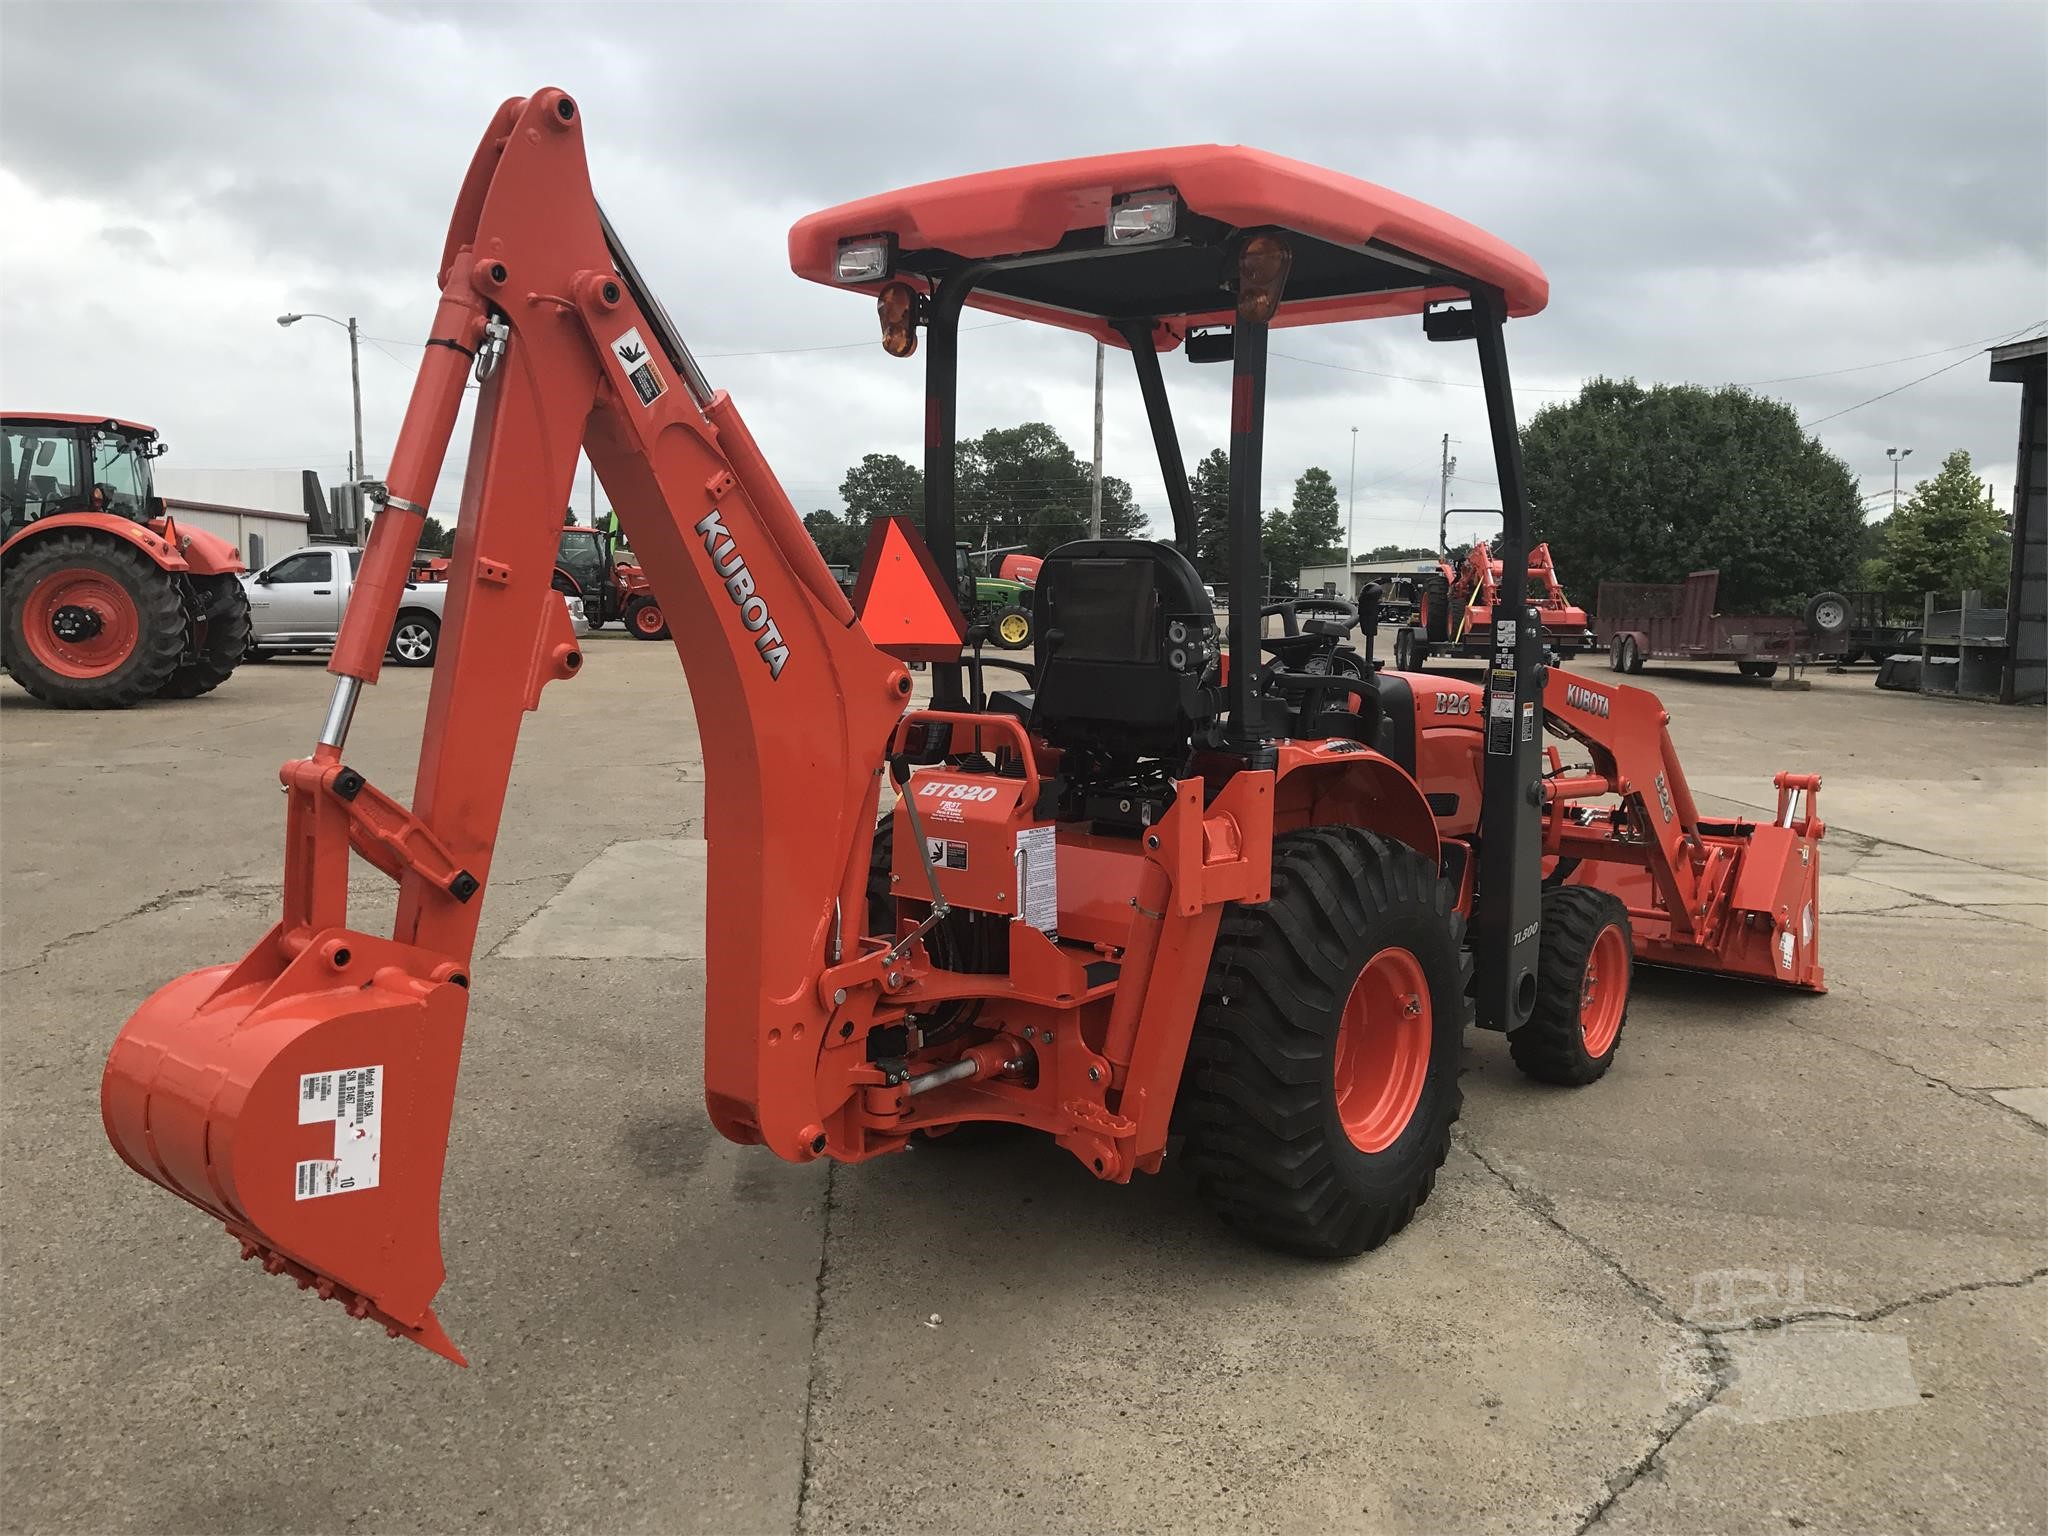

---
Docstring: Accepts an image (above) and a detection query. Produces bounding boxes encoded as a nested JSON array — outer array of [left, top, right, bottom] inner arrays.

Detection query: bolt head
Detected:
[[832, 987, 847, 1005]]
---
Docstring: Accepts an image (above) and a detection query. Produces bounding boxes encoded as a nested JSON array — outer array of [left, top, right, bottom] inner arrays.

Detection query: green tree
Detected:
[[803, 508, 865, 568], [1289, 466, 1345, 565], [1261, 505, 1299, 580], [1190, 448, 1232, 581], [416, 514, 452, 554], [840, 453, 924, 529], [1865, 449, 2011, 601], [1519, 377, 1863, 612]]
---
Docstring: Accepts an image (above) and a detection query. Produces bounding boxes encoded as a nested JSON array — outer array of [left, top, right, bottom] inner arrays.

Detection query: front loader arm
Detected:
[[101, 89, 905, 1361]]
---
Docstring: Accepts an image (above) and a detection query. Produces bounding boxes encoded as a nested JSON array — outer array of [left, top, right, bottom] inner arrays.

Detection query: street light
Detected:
[[1347, 426, 1358, 586], [278, 312, 366, 537], [1886, 446, 1913, 517]]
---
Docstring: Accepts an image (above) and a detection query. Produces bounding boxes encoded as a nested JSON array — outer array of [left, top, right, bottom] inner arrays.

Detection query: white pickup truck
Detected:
[[242, 545, 584, 666]]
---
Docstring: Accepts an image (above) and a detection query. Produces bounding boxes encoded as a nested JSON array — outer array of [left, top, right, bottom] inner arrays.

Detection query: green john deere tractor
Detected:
[[954, 542, 1036, 650]]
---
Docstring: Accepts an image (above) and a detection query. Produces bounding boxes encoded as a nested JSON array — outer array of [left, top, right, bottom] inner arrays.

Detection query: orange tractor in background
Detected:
[[98, 94, 1827, 1365], [2, 414, 249, 707], [1393, 520, 1595, 672], [552, 523, 668, 639]]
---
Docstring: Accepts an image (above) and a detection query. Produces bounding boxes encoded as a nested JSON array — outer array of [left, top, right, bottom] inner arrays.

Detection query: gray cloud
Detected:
[[2, 0, 2041, 550]]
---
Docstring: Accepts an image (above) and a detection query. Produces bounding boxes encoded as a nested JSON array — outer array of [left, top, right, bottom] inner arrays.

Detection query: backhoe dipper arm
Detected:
[[100, 90, 905, 1361]]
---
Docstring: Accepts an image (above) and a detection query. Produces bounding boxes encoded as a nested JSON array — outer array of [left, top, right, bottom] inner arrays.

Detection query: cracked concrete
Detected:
[[3, 639, 2043, 1534]]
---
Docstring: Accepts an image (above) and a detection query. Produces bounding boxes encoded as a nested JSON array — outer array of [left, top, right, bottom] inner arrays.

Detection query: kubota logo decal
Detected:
[[694, 509, 788, 679], [1565, 682, 1610, 718]]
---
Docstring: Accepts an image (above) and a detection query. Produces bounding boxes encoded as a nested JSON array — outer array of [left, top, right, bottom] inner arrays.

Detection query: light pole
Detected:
[[278, 312, 366, 540], [1886, 446, 1913, 517], [1347, 426, 1358, 585]]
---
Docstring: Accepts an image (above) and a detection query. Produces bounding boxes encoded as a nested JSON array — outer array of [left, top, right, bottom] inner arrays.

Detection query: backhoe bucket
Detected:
[[101, 929, 470, 1362]]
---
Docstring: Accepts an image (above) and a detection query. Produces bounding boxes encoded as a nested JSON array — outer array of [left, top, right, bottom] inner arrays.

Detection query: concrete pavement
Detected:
[[2, 637, 2041, 1534]]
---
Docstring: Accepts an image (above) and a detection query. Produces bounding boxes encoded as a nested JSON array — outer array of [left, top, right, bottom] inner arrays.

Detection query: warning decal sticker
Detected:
[[1015, 825, 1057, 934], [610, 327, 667, 407], [294, 1065, 382, 1200]]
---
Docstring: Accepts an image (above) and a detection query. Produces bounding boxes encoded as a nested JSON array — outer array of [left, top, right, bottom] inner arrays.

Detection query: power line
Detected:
[[1799, 320, 2044, 429], [1733, 326, 2039, 385]]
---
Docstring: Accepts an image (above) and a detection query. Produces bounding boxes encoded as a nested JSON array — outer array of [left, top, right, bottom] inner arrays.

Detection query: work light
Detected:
[[1106, 189, 1178, 246], [834, 235, 894, 283]]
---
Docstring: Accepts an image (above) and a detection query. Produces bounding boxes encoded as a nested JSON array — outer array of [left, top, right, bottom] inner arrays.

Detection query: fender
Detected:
[[1271, 741, 1440, 865], [160, 517, 245, 577], [0, 511, 189, 572]]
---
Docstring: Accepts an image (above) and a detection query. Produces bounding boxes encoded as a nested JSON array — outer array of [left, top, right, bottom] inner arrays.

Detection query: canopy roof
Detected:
[[789, 145, 1547, 347], [3, 413, 157, 433]]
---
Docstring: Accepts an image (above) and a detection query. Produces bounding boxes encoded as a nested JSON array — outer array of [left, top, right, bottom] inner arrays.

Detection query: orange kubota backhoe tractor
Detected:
[[100, 92, 1827, 1365], [2, 414, 250, 706]]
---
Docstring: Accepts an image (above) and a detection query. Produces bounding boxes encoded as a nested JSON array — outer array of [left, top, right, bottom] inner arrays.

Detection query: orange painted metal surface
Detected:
[[790, 143, 1548, 345]]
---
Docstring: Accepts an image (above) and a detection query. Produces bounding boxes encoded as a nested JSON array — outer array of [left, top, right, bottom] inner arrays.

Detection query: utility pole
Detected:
[[1437, 433, 1459, 554], [1887, 446, 1913, 517], [1089, 341, 1105, 539], [1347, 426, 1358, 583], [277, 311, 367, 545]]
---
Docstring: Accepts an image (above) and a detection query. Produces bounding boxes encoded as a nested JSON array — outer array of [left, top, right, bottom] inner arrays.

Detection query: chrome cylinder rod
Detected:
[[317, 676, 363, 750]]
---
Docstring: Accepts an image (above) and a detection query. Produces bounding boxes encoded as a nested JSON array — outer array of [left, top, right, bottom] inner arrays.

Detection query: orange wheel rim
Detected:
[[1580, 923, 1628, 1055], [1332, 946, 1432, 1153], [22, 568, 140, 678], [634, 605, 664, 634]]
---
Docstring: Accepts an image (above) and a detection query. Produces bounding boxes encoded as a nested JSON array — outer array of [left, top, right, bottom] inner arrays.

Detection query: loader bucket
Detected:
[[101, 930, 471, 1362]]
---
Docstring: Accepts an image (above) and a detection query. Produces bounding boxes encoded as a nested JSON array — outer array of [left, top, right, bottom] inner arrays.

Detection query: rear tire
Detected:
[[2, 533, 184, 708], [388, 610, 440, 667], [1420, 574, 1450, 642], [1508, 886, 1631, 1086], [1620, 636, 1644, 674], [1608, 636, 1627, 674], [1177, 828, 1468, 1257], [157, 575, 250, 698]]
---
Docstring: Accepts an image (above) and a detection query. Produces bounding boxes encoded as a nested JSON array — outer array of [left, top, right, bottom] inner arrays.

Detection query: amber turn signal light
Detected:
[[878, 282, 921, 358]]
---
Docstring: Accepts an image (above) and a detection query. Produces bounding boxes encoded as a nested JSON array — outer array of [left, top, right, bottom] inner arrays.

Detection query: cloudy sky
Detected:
[[3, 2, 2042, 553]]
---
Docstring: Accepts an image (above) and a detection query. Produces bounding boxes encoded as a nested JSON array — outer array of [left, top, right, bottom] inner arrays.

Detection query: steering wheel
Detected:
[[1259, 595, 1363, 678]]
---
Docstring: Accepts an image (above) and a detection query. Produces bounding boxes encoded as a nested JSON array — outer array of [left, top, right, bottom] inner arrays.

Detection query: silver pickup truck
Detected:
[[242, 545, 584, 666]]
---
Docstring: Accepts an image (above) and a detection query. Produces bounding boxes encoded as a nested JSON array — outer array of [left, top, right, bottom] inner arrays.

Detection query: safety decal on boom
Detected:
[[294, 1065, 383, 1200], [610, 327, 667, 407]]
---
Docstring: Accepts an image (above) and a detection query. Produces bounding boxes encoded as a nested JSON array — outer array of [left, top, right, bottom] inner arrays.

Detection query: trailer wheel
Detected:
[[1737, 660, 1778, 679], [1804, 591, 1850, 639], [1509, 886, 1631, 1086], [157, 575, 251, 699], [1177, 828, 1468, 1257], [1619, 636, 1644, 674], [2, 533, 185, 708], [1394, 628, 1428, 672], [1608, 637, 1628, 674]]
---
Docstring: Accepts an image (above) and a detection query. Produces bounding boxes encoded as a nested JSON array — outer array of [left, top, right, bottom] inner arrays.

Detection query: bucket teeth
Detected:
[[226, 1224, 467, 1365]]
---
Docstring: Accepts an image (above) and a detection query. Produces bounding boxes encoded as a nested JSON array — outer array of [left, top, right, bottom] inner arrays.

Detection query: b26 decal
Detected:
[[1432, 691, 1474, 716]]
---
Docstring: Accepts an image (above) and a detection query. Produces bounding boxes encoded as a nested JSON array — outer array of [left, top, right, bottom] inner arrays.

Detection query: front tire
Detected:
[[1508, 886, 1631, 1086], [991, 605, 1032, 650], [157, 575, 250, 698], [2, 533, 184, 708], [1177, 828, 1469, 1257], [388, 610, 440, 667], [627, 597, 671, 641]]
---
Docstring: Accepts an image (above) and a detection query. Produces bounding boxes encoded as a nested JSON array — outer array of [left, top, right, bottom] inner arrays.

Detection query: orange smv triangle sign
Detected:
[[851, 516, 968, 663]]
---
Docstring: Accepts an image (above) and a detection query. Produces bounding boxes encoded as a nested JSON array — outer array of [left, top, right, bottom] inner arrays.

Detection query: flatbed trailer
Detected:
[[1598, 570, 1848, 679]]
